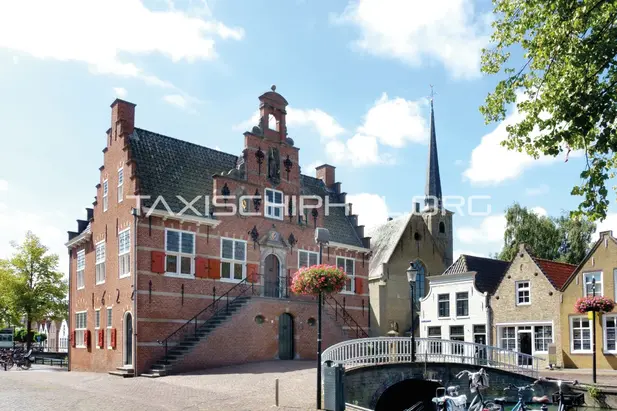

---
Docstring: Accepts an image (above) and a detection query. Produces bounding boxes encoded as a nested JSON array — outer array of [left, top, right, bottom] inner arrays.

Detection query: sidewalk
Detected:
[[540, 368, 617, 386]]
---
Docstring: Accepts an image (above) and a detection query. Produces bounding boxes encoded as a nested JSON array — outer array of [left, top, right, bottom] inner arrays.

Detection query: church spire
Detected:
[[425, 90, 442, 209]]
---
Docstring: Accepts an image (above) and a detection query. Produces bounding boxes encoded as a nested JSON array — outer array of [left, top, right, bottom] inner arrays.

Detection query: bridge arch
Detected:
[[375, 378, 441, 411]]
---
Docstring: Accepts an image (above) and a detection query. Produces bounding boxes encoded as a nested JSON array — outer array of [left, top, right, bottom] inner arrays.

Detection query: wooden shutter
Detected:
[[98, 329, 104, 348], [355, 277, 363, 294], [208, 258, 221, 279], [151, 251, 165, 273], [195, 257, 208, 278], [111, 328, 117, 349], [246, 264, 258, 283], [84, 329, 90, 347], [71, 330, 76, 348]]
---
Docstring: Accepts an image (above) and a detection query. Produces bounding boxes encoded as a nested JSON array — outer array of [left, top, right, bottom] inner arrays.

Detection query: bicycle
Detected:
[[432, 384, 468, 411], [492, 381, 549, 411], [456, 368, 497, 411], [538, 377, 583, 411]]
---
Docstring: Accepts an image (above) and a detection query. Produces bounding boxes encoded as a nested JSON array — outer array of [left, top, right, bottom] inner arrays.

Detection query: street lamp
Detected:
[[592, 277, 597, 384], [406, 262, 418, 362], [315, 227, 330, 410]]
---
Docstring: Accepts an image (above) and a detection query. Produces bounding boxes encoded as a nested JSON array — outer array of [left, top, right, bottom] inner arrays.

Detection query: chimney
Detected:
[[110, 99, 136, 145], [316, 164, 336, 187]]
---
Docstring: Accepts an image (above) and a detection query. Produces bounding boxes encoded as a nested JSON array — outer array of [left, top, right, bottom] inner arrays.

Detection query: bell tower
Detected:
[[259, 85, 288, 142], [422, 91, 453, 267]]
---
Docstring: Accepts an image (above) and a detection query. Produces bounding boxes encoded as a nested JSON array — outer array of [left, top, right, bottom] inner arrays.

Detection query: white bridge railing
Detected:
[[322, 337, 544, 378]]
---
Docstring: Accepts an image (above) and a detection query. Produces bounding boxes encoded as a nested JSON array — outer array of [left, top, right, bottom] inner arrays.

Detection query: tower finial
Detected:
[[425, 88, 442, 210], [429, 84, 437, 103], [271, 84, 276, 92]]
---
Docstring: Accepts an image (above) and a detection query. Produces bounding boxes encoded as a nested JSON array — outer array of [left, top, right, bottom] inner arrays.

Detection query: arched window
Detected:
[[439, 221, 445, 234], [413, 260, 426, 301]]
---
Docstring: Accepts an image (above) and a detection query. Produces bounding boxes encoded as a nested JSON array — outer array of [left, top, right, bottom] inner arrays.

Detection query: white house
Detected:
[[420, 255, 509, 347]]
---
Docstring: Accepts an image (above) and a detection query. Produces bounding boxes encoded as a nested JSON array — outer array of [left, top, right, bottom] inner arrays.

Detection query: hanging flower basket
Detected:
[[574, 296, 616, 314], [290, 264, 347, 295]]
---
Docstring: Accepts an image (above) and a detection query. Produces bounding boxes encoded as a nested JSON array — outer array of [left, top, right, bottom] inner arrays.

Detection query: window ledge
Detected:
[[76, 345, 86, 349], [571, 350, 593, 354], [340, 291, 354, 295], [602, 351, 617, 355], [164, 273, 195, 279], [219, 278, 244, 283], [455, 316, 470, 320], [95, 281, 106, 286], [119, 273, 131, 279], [438, 317, 452, 320], [517, 303, 531, 306]]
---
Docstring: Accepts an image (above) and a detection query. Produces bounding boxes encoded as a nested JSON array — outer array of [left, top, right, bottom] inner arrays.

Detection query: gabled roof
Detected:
[[443, 254, 510, 294], [129, 128, 365, 247], [560, 230, 617, 291], [367, 214, 412, 278], [530, 256, 577, 290]]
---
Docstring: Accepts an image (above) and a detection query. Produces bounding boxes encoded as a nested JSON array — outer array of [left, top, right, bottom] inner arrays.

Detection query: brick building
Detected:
[[66, 87, 371, 377]]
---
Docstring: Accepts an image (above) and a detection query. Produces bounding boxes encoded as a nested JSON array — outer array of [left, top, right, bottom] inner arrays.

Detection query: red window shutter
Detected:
[[71, 330, 76, 348], [98, 329, 104, 348], [355, 277, 363, 294], [246, 264, 258, 283], [111, 328, 117, 349], [84, 329, 90, 347], [195, 257, 208, 278], [208, 258, 221, 279], [151, 251, 165, 273]]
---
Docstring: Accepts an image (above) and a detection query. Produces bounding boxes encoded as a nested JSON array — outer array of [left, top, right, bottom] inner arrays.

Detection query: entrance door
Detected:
[[518, 331, 532, 366], [264, 254, 280, 298], [124, 312, 133, 366], [278, 313, 294, 360], [474, 331, 487, 364]]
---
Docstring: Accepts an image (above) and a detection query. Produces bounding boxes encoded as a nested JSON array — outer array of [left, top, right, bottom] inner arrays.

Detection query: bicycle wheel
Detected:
[[18, 360, 31, 370], [483, 401, 499, 411]]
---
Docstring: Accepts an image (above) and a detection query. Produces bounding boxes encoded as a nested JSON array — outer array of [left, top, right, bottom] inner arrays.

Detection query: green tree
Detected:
[[0, 232, 68, 349], [481, 0, 617, 221], [498, 203, 596, 264]]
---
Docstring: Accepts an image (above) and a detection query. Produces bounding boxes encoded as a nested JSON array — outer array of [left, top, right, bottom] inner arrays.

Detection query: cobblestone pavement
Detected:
[[0, 361, 319, 411]]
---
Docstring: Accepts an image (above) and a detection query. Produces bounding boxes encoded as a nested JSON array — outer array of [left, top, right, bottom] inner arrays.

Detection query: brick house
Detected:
[[491, 244, 577, 368], [66, 87, 371, 376], [560, 230, 617, 369]]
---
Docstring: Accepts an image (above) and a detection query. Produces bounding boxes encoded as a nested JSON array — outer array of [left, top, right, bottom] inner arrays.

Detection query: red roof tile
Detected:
[[534, 258, 577, 289]]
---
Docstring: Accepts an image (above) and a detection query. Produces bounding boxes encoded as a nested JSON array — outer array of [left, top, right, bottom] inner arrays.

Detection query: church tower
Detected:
[[422, 96, 453, 267]]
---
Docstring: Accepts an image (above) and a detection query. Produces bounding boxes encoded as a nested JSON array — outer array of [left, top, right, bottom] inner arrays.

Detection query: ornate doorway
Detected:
[[264, 254, 280, 298], [278, 313, 294, 360]]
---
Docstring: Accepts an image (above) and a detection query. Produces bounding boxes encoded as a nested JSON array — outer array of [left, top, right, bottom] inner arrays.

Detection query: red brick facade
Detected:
[[67, 89, 371, 375]]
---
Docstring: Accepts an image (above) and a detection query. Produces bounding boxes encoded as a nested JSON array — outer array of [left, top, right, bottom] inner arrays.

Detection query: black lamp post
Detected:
[[406, 262, 418, 362], [315, 227, 330, 410], [592, 277, 597, 384]]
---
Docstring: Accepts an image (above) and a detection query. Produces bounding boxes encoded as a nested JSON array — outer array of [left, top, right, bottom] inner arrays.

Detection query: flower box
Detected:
[[290, 264, 347, 295], [575, 296, 615, 314]]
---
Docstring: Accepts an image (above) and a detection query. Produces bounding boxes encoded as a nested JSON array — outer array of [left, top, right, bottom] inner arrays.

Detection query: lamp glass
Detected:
[[406, 264, 418, 284]]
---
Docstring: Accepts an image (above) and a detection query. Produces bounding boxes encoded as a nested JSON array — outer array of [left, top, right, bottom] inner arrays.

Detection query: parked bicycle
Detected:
[[432, 384, 468, 411], [0, 347, 34, 370], [538, 377, 583, 411], [492, 381, 548, 411], [455, 368, 496, 411]]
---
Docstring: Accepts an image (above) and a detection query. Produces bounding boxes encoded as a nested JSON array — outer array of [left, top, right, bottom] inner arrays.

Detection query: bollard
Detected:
[[275, 378, 279, 407]]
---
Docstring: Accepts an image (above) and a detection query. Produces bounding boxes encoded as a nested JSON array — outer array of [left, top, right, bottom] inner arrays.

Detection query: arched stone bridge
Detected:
[[322, 337, 561, 411]]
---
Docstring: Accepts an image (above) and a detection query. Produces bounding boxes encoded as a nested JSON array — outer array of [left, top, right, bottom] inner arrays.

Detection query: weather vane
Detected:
[[429, 85, 437, 102]]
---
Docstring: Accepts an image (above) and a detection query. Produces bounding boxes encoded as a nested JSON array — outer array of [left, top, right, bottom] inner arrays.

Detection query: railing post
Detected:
[[212, 286, 216, 312], [165, 340, 168, 365], [194, 317, 197, 336]]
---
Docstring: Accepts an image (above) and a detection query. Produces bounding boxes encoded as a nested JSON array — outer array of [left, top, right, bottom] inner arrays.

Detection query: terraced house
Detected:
[[66, 87, 371, 377]]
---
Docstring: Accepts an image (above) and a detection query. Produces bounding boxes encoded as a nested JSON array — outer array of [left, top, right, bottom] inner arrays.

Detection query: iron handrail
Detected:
[[157, 276, 254, 352], [322, 337, 545, 378], [323, 295, 369, 338]]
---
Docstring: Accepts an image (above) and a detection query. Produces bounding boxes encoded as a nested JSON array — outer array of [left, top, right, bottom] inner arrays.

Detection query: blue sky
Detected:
[[0, 0, 615, 273]]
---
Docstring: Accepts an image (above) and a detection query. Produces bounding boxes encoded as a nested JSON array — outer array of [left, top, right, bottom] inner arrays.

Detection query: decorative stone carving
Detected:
[[267, 147, 281, 185]]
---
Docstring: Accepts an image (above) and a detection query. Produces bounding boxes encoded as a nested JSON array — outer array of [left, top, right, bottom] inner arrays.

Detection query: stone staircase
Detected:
[[108, 366, 135, 378], [140, 296, 252, 378]]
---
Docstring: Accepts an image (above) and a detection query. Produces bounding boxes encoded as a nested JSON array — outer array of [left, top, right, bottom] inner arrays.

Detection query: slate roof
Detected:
[[531, 257, 577, 290], [366, 214, 412, 278], [129, 128, 365, 248], [443, 254, 510, 294]]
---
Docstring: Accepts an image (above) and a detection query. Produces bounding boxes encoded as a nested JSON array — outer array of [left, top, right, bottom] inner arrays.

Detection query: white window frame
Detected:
[[106, 307, 113, 350], [164, 228, 196, 277], [455, 292, 469, 317], [336, 256, 355, 293], [75, 311, 87, 348], [500, 326, 517, 351], [603, 314, 617, 354], [94, 309, 100, 349], [265, 188, 284, 220], [533, 325, 553, 353], [103, 179, 109, 212], [298, 249, 319, 268], [570, 316, 593, 353], [516, 280, 531, 305], [220, 238, 247, 282], [76, 249, 85, 290], [583, 271, 603, 297], [438, 294, 450, 318], [118, 228, 131, 278], [117, 168, 124, 203], [95, 241, 106, 285]]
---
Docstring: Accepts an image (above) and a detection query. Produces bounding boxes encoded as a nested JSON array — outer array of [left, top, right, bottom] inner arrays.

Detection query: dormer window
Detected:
[[265, 188, 283, 220]]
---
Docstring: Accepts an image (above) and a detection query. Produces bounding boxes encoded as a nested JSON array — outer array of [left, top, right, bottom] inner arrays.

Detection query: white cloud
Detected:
[[113, 87, 127, 98], [163, 94, 188, 109], [453, 249, 487, 262], [463, 92, 582, 185], [530, 206, 548, 217], [525, 184, 550, 197], [0, 180, 7, 191], [302, 160, 325, 177], [593, 213, 617, 242], [358, 93, 428, 147], [0, 0, 244, 88], [457, 214, 506, 245], [347, 193, 389, 232], [336, 0, 491, 79]]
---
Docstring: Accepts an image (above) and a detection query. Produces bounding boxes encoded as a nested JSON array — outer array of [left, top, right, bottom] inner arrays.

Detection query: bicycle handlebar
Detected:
[[538, 377, 578, 385]]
